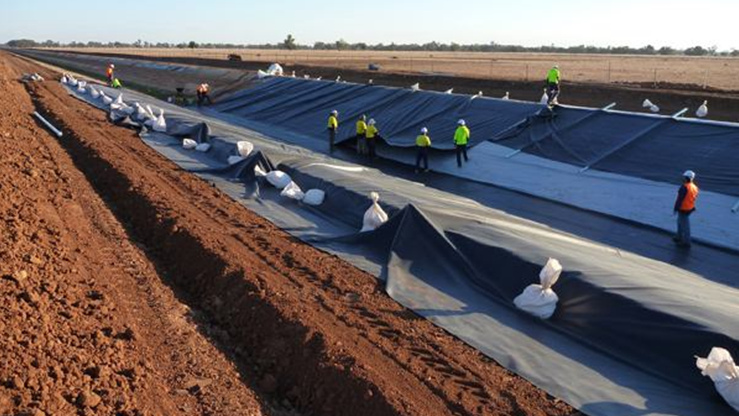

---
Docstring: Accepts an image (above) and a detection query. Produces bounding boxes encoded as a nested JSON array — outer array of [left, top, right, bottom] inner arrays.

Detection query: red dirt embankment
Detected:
[[2, 51, 579, 416]]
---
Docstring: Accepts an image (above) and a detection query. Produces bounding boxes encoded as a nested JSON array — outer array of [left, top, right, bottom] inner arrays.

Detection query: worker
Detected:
[[106, 64, 115, 86], [453, 119, 470, 168], [111, 78, 122, 89], [365, 118, 379, 159], [327, 110, 339, 152], [545, 65, 561, 105], [196, 83, 212, 107], [355, 115, 368, 155], [415, 127, 431, 173], [673, 170, 699, 248]]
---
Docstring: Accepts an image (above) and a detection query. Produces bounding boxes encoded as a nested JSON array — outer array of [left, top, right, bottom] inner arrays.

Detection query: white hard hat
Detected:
[[421, 127, 428, 134], [683, 170, 696, 180], [110, 64, 115, 68], [553, 65, 559, 69], [331, 110, 338, 115], [457, 119, 466, 126], [368, 119, 376, 125]]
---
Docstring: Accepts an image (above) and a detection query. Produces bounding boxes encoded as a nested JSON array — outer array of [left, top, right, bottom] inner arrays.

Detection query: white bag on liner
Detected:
[[266, 170, 292, 189], [514, 258, 563, 319], [153, 110, 167, 132], [540, 89, 549, 104], [267, 63, 284, 76], [60, 75, 68, 84], [303, 189, 325, 206], [77, 86, 86, 94], [90, 87, 100, 99], [642, 99, 654, 108], [182, 139, 197, 150], [145, 105, 156, 119], [236, 141, 254, 157], [696, 348, 739, 412], [69, 78, 78, 87], [227, 155, 244, 165], [195, 142, 211, 152], [254, 164, 267, 177], [114, 94, 123, 105], [101, 91, 113, 105], [696, 100, 708, 118], [360, 192, 389, 232], [257, 70, 271, 79], [280, 181, 305, 201]]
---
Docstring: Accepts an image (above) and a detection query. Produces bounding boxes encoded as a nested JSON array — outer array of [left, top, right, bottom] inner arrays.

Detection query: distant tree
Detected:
[[731, 49, 739, 57], [639, 44, 656, 55], [658, 46, 677, 55], [188, 41, 198, 49], [7, 39, 38, 48], [684, 46, 707, 56], [335, 39, 349, 50], [283, 34, 297, 50]]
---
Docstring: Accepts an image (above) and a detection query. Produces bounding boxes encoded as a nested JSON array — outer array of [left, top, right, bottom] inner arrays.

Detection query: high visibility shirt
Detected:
[[675, 182, 699, 212], [416, 134, 431, 147], [356, 120, 367, 135], [453, 126, 470, 145], [106, 68, 114, 78], [366, 125, 379, 139], [111, 79, 122, 88], [547, 67, 560, 84], [197, 84, 209, 94], [327, 115, 338, 130]]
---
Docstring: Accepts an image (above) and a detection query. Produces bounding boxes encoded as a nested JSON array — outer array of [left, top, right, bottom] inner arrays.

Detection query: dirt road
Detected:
[[1, 52, 578, 415]]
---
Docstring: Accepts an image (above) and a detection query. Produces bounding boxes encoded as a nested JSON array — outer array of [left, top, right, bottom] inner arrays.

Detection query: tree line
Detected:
[[4, 37, 738, 57]]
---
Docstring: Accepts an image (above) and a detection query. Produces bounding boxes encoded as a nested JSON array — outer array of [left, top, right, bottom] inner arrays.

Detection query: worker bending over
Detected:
[[106, 64, 115, 86], [327, 110, 339, 152], [415, 127, 431, 173], [365, 119, 379, 159], [546, 65, 561, 106], [356, 115, 368, 155], [673, 170, 699, 248], [196, 83, 213, 107], [111, 78, 122, 89], [454, 119, 470, 168]]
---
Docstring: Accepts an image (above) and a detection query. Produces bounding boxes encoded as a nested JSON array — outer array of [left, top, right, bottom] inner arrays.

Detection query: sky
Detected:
[[2, 0, 738, 50]]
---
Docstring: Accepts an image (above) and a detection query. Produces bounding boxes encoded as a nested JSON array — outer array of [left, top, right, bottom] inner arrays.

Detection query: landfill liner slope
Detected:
[[14, 53, 576, 416]]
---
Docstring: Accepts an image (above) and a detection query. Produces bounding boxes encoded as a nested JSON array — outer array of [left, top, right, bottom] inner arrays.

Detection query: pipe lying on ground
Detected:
[[33, 111, 63, 138]]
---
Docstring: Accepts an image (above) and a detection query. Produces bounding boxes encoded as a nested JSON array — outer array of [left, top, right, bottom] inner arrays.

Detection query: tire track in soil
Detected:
[[15, 51, 580, 416]]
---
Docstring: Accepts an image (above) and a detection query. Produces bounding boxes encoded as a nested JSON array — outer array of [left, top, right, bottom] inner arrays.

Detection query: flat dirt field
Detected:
[[49, 47, 739, 91], [0, 51, 579, 415]]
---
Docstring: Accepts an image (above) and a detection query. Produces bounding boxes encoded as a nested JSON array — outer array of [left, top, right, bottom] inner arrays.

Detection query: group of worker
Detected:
[[106, 64, 122, 89], [106, 63, 213, 106], [327, 112, 470, 172]]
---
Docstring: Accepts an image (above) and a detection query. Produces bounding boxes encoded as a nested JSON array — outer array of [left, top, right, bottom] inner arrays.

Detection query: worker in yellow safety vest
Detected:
[[545, 65, 561, 105], [327, 110, 339, 152], [355, 115, 368, 155], [111, 78, 122, 89], [106, 64, 115, 85], [415, 127, 431, 173], [673, 170, 699, 248], [453, 119, 470, 167], [196, 83, 212, 106], [365, 118, 380, 159]]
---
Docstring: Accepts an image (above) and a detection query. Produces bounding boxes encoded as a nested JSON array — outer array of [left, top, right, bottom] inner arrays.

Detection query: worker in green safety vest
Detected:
[[327, 110, 338, 152], [453, 119, 470, 167], [545, 65, 560, 105], [111, 78, 122, 89]]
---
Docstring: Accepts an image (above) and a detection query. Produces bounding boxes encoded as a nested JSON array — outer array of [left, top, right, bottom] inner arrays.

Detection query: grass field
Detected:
[[45, 47, 739, 91]]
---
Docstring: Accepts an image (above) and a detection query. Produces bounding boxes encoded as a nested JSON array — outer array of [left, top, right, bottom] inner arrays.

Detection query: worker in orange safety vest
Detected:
[[196, 83, 212, 106], [673, 170, 699, 248], [106, 64, 115, 85]]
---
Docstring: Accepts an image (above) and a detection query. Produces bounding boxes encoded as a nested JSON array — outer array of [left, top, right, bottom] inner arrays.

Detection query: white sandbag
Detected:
[[280, 181, 305, 201], [444, 88, 453, 94], [360, 192, 389, 232], [182, 139, 197, 150], [60, 75, 68, 84], [303, 189, 325, 206], [135, 103, 148, 119], [649, 105, 660, 113], [227, 155, 245, 165], [514, 258, 563, 319], [696, 347, 739, 412], [236, 141, 254, 157], [410, 83, 420, 91], [254, 164, 267, 177], [265, 170, 292, 189], [195, 142, 211, 152], [77, 86, 86, 94], [696, 100, 708, 118], [69, 78, 78, 87], [114, 93, 123, 105], [145, 105, 156, 119], [257, 70, 271, 79], [121, 105, 135, 116], [267, 63, 284, 76], [153, 110, 167, 132], [102, 94, 113, 105], [642, 99, 654, 108], [540, 90, 549, 104], [90, 87, 100, 99]]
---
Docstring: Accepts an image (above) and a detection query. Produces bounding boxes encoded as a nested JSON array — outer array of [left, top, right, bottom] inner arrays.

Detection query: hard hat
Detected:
[[553, 65, 559, 69], [683, 170, 696, 180], [110, 64, 115, 68], [331, 110, 338, 115], [457, 119, 466, 126], [368, 119, 376, 125], [421, 127, 428, 134]]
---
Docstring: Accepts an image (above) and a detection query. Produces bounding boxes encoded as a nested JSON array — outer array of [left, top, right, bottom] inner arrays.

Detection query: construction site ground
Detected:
[[0, 51, 582, 415]]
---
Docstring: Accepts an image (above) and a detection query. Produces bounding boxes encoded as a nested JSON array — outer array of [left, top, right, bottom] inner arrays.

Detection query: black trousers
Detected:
[[415, 147, 429, 170], [367, 137, 377, 159], [328, 128, 336, 152], [197, 92, 212, 106], [455, 144, 468, 167]]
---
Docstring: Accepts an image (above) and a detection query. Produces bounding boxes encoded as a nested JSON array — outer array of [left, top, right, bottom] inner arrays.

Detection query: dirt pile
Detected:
[[1, 51, 579, 416]]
